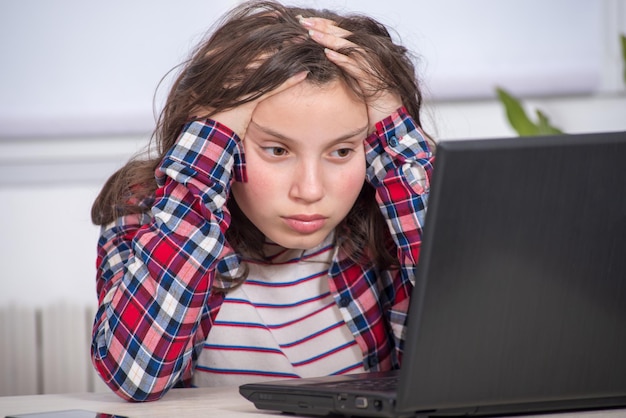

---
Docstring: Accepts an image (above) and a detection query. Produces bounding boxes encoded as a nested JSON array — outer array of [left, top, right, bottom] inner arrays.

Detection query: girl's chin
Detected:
[[267, 231, 330, 251]]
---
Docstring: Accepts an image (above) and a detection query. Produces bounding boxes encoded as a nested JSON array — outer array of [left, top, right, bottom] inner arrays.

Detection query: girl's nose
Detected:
[[289, 159, 325, 203]]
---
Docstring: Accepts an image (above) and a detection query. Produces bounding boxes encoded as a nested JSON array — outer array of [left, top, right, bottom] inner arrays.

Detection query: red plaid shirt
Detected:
[[91, 107, 434, 401]]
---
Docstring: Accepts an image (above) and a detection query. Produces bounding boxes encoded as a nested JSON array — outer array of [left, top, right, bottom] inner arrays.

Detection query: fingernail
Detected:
[[308, 29, 321, 40], [298, 16, 314, 28], [324, 48, 338, 58]]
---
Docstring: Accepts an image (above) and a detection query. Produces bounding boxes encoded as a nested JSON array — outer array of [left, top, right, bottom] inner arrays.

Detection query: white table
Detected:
[[1, 386, 625, 418], [0, 386, 268, 418]]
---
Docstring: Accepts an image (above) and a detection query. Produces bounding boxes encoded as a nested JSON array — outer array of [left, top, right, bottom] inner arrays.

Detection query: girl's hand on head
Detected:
[[299, 16, 403, 133], [208, 71, 309, 140]]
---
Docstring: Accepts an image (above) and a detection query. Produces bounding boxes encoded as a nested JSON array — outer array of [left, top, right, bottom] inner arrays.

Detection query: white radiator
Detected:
[[0, 302, 108, 396]]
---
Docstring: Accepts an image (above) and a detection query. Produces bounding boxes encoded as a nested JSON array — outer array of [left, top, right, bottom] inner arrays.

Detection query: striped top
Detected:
[[193, 233, 365, 387]]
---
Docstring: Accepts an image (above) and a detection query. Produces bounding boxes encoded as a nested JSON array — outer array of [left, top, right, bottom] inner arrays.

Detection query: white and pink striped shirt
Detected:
[[193, 233, 365, 387]]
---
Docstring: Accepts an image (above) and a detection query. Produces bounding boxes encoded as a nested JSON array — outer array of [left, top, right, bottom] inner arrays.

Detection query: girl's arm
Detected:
[[92, 70, 307, 402], [364, 107, 433, 366], [92, 120, 244, 402]]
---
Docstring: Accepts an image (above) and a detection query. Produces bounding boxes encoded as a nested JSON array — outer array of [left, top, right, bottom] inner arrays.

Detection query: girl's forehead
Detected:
[[257, 79, 365, 112], [251, 81, 368, 142]]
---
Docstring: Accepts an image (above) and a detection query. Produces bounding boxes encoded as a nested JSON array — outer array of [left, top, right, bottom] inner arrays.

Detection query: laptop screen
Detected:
[[398, 131, 626, 415]]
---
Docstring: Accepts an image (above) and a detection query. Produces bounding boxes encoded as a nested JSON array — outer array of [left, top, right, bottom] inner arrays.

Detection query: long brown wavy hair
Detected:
[[91, 0, 432, 279]]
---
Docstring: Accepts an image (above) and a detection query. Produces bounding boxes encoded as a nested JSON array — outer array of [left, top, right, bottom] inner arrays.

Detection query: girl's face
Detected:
[[231, 79, 368, 250]]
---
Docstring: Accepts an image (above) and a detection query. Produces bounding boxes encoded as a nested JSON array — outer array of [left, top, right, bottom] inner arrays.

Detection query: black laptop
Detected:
[[239, 131, 626, 417]]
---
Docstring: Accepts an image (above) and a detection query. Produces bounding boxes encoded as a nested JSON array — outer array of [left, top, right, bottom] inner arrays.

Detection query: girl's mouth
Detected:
[[282, 215, 327, 234]]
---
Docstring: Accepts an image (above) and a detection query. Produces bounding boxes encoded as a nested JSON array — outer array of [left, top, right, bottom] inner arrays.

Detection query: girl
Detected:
[[90, 0, 434, 402]]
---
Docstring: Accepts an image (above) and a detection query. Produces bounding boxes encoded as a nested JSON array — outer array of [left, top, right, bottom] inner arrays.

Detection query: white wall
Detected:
[[0, 0, 614, 137], [1, 0, 625, 309]]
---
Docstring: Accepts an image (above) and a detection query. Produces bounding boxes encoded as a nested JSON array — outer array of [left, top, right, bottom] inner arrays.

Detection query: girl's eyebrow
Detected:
[[249, 120, 369, 144]]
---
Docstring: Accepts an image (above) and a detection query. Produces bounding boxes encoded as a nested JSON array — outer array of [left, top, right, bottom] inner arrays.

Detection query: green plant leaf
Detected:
[[496, 87, 538, 136], [496, 87, 563, 136], [536, 110, 563, 135]]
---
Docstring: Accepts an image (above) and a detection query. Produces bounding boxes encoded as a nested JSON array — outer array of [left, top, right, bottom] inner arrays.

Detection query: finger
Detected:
[[298, 16, 352, 38], [308, 28, 357, 52], [323, 48, 366, 80]]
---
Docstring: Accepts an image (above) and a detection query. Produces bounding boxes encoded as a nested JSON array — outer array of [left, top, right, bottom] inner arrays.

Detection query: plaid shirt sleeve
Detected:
[[330, 107, 433, 372], [91, 119, 244, 401], [365, 106, 434, 272]]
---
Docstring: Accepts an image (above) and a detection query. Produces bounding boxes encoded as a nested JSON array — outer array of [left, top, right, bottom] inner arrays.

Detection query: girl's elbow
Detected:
[[91, 355, 172, 402]]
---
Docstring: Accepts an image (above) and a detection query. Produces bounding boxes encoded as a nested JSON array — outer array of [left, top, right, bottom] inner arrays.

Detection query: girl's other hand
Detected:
[[206, 71, 309, 141], [299, 16, 403, 132]]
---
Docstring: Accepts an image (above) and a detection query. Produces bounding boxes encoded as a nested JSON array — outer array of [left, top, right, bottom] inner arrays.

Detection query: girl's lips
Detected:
[[282, 215, 327, 234]]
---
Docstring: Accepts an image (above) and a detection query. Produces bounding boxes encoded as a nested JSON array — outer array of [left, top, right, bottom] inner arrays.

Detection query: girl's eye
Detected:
[[330, 148, 353, 158], [262, 146, 288, 157]]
